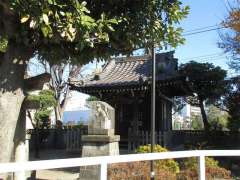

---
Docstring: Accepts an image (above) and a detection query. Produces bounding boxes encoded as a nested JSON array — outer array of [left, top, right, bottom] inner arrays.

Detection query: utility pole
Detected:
[[150, 45, 156, 180]]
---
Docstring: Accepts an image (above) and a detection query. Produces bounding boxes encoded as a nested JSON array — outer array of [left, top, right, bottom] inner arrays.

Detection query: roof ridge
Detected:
[[111, 51, 174, 63], [113, 55, 151, 63]]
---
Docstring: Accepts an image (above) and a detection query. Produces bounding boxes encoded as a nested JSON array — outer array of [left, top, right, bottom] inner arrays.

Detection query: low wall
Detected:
[[28, 127, 88, 151], [127, 130, 240, 152], [28, 129, 240, 153]]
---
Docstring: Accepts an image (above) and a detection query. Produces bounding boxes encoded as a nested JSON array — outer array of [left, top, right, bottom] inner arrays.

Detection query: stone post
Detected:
[[79, 101, 120, 180]]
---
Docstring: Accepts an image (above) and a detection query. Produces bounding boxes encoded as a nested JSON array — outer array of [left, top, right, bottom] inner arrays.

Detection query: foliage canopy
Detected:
[[224, 77, 240, 130], [1, 0, 189, 64], [207, 105, 229, 130], [219, 0, 240, 72], [179, 61, 227, 130], [27, 90, 57, 128], [179, 61, 227, 102]]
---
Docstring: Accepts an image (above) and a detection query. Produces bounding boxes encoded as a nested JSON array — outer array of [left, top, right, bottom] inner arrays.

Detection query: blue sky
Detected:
[[66, 0, 236, 111], [30, 0, 232, 76], [30, 0, 236, 111], [175, 0, 232, 73]]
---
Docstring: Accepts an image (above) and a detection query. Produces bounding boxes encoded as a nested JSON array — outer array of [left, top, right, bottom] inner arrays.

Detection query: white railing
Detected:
[[0, 150, 240, 180]]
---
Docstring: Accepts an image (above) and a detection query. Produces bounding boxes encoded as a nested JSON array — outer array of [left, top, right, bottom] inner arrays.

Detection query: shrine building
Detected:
[[70, 51, 189, 147]]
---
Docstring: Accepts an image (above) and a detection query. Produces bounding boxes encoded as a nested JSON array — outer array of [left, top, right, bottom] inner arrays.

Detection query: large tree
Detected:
[[207, 105, 229, 130], [224, 76, 240, 130], [179, 61, 227, 131], [0, 0, 188, 163], [28, 59, 87, 123], [219, 0, 240, 72], [219, 0, 240, 129]]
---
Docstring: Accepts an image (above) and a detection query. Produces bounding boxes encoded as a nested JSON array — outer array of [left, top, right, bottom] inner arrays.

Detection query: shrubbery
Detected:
[[108, 144, 231, 180], [108, 144, 179, 179], [181, 156, 219, 170], [179, 156, 231, 180], [108, 161, 176, 180], [136, 144, 180, 174]]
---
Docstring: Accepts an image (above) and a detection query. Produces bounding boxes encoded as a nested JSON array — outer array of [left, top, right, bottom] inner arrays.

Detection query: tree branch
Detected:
[[27, 110, 36, 129], [213, 103, 230, 113]]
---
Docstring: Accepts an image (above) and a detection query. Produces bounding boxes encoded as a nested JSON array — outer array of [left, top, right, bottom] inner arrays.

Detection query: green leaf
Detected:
[[20, 15, 30, 23], [101, 13, 105, 21], [107, 25, 115, 31], [81, 15, 95, 23], [41, 26, 49, 37], [59, 11, 65, 16], [29, 19, 37, 28], [42, 13, 49, 25], [81, 1, 87, 6], [108, 19, 118, 24], [0, 37, 8, 53], [48, 0, 53, 4], [82, 6, 90, 13]]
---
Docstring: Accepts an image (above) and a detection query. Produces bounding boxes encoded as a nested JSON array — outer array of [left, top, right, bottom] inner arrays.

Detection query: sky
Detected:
[[67, 0, 236, 111], [30, 0, 236, 112], [175, 0, 231, 71]]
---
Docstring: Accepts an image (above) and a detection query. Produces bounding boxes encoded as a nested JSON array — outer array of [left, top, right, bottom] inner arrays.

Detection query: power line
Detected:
[[196, 56, 229, 62], [183, 26, 225, 36], [181, 57, 230, 64], [181, 52, 226, 61], [183, 24, 219, 33], [181, 52, 223, 60], [180, 52, 232, 64]]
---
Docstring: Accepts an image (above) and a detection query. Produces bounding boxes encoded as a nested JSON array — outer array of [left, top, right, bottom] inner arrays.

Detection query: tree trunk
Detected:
[[34, 120, 40, 159], [54, 86, 70, 122], [0, 42, 28, 164], [54, 105, 61, 121], [199, 98, 210, 131], [14, 107, 27, 180]]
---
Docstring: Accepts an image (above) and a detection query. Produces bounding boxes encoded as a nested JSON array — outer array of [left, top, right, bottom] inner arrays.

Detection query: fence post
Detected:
[[128, 128, 130, 152], [100, 162, 107, 180], [198, 155, 205, 180]]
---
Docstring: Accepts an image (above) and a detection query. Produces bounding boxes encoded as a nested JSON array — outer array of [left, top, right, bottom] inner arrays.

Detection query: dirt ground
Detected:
[[28, 149, 81, 180]]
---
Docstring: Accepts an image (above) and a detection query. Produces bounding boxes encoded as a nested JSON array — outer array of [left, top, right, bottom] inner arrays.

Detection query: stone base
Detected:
[[88, 128, 115, 136], [82, 134, 120, 143], [79, 135, 120, 180], [79, 165, 101, 180], [82, 141, 119, 157]]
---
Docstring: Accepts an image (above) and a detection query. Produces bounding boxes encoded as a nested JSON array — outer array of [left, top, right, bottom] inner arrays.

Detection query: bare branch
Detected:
[[27, 110, 36, 129]]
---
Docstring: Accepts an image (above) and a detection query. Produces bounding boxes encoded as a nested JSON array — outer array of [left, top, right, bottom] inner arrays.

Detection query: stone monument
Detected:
[[79, 101, 120, 180]]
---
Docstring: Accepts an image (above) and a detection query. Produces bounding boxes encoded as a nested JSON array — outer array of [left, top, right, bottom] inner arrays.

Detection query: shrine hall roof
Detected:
[[70, 52, 185, 92]]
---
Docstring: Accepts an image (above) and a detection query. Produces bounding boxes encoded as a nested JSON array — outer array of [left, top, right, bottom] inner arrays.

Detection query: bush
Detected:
[[177, 167, 231, 180], [108, 144, 231, 180], [206, 167, 231, 180], [108, 144, 179, 180], [178, 157, 231, 180], [108, 161, 176, 180], [181, 157, 218, 170], [136, 144, 180, 174]]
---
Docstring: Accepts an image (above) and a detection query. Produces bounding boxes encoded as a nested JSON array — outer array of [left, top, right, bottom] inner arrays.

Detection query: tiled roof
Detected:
[[70, 51, 179, 89], [24, 73, 51, 90]]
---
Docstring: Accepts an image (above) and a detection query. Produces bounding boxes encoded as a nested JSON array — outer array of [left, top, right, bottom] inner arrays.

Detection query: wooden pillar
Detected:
[[131, 101, 142, 136]]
